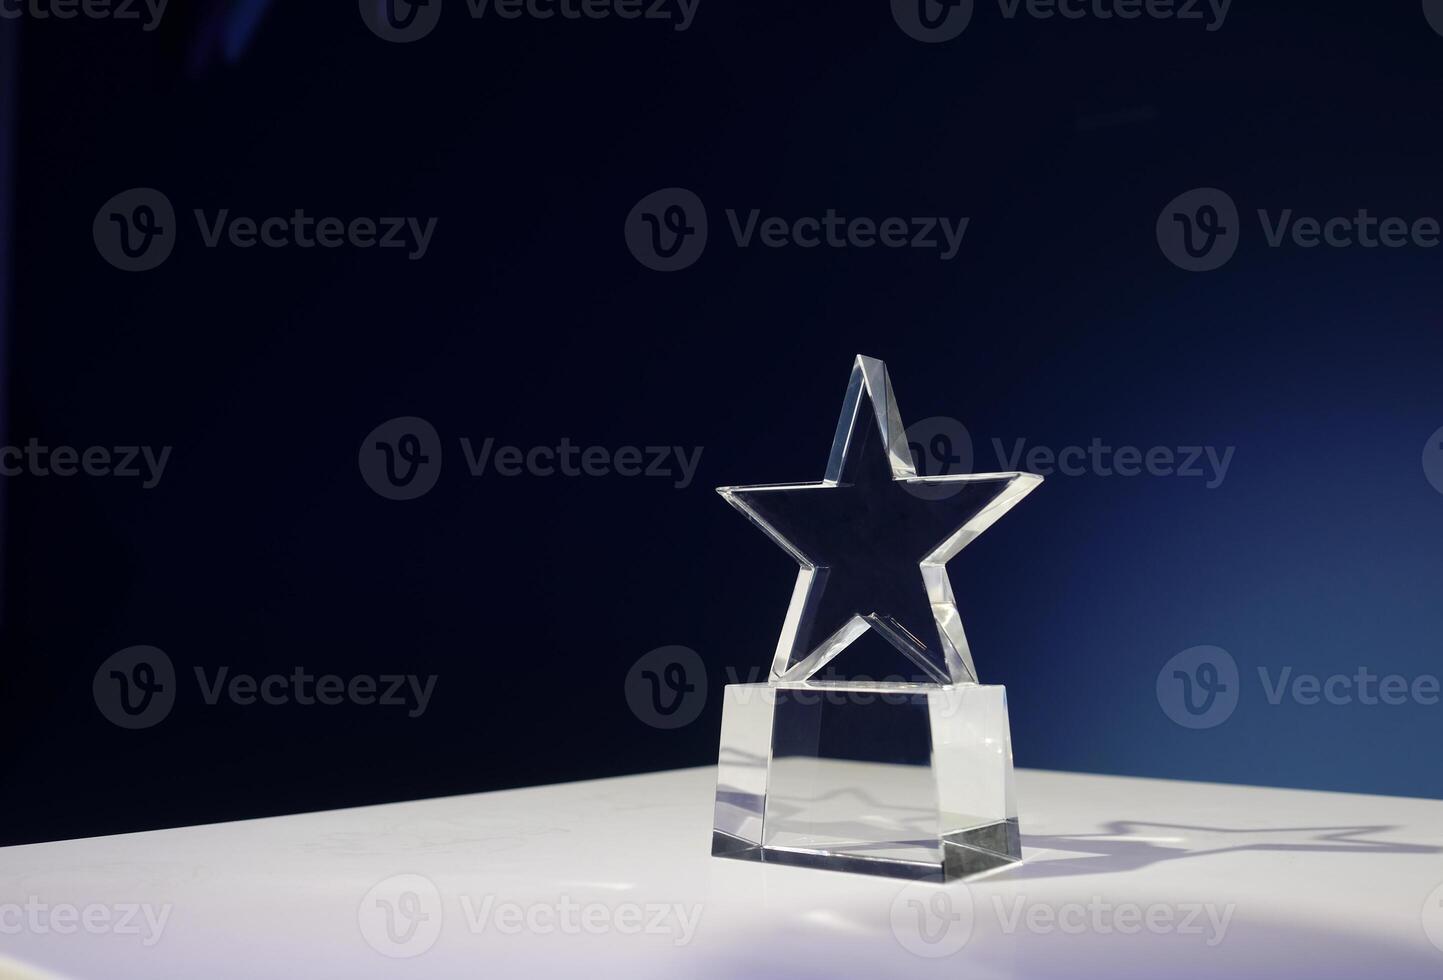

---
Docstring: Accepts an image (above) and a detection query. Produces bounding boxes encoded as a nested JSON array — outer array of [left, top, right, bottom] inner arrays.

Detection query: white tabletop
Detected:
[[2, 766, 1442, 979]]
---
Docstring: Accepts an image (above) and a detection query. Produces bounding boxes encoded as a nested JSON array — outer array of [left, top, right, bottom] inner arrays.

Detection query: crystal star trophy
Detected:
[[711, 355, 1041, 881]]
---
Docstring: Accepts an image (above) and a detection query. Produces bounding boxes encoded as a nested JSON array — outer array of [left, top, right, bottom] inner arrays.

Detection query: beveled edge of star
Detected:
[[716, 354, 1043, 686], [717, 353, 1043, 569], [715, 470, 1042, 571]]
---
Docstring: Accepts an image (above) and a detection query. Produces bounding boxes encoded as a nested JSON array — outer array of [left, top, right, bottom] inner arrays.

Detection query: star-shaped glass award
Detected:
[[712, 355, 1041, 881]]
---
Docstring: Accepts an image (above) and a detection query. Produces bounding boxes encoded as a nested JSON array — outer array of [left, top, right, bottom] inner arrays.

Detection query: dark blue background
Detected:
[[2, 0, 1442, 846]]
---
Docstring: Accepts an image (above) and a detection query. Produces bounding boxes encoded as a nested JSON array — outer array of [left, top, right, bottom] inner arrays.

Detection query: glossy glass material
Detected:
[[717, 355, 1040, 686], [712, 355, 1038, 881]]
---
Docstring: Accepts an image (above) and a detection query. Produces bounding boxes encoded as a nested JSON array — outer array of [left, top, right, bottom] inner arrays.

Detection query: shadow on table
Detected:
[[1001, 820, 1443, 881], [716, 748, 1443, 878]]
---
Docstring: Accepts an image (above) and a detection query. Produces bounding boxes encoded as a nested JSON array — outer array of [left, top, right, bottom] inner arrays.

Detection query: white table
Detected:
[[2, 767, 1442, 978]]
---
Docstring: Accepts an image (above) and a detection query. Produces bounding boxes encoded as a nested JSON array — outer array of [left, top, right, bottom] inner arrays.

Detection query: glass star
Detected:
[[718, 355, 1041, 685]]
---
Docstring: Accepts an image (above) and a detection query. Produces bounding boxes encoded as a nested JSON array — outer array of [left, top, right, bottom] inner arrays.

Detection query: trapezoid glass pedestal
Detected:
[[712, 680, 1020, 882]]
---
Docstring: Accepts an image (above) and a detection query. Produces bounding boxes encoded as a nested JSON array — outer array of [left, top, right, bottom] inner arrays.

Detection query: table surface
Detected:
[[2, 766, 1443, 979]]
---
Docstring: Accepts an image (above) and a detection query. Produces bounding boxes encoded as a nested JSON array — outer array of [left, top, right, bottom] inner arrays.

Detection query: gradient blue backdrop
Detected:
[[2, 0, 1441, 845]]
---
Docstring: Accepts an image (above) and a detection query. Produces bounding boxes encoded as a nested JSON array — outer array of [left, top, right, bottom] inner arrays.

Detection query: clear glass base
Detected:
[[712, 681, 1020, 882]]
